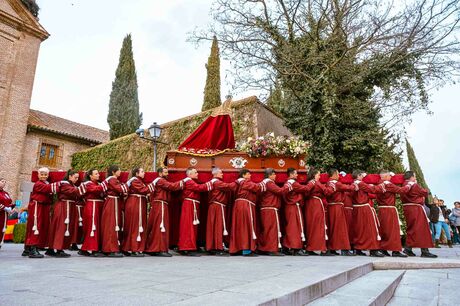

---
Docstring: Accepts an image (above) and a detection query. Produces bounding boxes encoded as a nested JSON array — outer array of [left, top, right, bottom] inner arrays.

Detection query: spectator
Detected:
[[426, 198, 438, 242], [430, 198, 453, 248], [451, 202, 460, 243]]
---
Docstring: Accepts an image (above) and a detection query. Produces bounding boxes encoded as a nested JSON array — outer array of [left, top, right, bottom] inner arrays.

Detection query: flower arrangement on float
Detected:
[[236, 132, 309, 158]]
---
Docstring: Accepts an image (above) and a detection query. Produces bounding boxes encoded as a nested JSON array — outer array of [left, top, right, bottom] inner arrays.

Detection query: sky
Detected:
[[30, 0, 460, 207]]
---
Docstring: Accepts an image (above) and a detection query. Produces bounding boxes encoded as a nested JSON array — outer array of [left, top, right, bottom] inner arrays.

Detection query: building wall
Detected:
[[0, 10, 44, 201], [17, 131, 91, 200]]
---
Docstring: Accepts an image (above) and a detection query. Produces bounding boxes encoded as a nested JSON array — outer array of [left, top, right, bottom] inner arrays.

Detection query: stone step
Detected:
[[306, 270, 405, 306], [259, 263, 374, 306]]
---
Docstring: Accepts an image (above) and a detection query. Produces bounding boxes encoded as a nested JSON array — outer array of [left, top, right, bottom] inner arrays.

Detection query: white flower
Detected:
[[269, 132, 275, 137], [247, 137, 253, 141]]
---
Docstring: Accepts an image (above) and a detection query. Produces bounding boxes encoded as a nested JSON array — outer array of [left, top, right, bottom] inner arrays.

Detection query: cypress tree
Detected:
[[201, 36, 221, 111], [107, 34, 142, 140], [406, 139, 432, 199], [266, 82, 285, 116]]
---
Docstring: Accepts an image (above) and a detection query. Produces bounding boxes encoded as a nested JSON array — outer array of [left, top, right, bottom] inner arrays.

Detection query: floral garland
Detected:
[[236, 132, 309, 157]]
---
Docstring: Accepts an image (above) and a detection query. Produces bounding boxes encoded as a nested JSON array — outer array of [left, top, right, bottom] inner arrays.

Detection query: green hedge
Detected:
[[13, 223, 27, 243]]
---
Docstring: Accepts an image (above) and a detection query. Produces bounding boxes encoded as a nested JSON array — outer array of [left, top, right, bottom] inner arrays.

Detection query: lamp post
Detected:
[[136, 122, 165, 172]]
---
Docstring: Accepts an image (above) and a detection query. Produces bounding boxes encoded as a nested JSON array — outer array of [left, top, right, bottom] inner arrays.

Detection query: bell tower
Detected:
[[0, 0, 49, 199]]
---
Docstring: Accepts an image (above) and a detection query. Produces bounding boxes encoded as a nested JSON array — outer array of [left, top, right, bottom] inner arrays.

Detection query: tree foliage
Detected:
[[202, 36, 222, 111], [21, 0, 39, 17], [107, 34, 142, 140], [191, 0, 460, 171]]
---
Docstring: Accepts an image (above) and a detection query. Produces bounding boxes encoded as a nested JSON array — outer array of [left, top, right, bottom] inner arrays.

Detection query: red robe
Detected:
[[375, 181, 410, 251], [325, 180, 356, 251], [351, 181, 382, 250], [25, 180, 60, 248], [100, 176, 128, 253], [343, 191, 354, 244], [177, 179, 213, 251], [48, 181, 85, 250], [121, 177, 151, 252], [145, 177, 183, 253], [304, 183, 329, 252], [400, 181, 433, 248], [206, 179, 237, 251], [80, 181, 105, 252], [69, 200, 84, 245], [229, 178, 261, 254], [0, 189, 14, 245], [282, 180, 315, 249], [258, 179, 291, 252]]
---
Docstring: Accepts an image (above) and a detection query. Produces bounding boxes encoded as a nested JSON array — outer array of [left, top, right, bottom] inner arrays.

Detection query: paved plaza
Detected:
[[1, 243, 460, 305]]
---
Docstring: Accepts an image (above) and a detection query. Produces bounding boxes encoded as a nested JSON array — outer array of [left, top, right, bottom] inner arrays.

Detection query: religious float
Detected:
[[27, 102, 404, 246]]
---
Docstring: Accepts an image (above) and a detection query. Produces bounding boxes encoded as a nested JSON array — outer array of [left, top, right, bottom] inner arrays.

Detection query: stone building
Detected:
[[0, 0, 109, 200]]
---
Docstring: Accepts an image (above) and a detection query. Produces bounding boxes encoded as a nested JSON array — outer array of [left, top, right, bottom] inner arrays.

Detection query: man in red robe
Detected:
[[258, 168, 292, 256], [375, 170, 411, 257], [282, 168, 315, 255], [229, 168, 262, 256], [206, 167, 237, 255], [145, 167, 183, 257], [0, 178, 15, 249], [121, 168, 151, 257], [23, 167, 60, 258], [178, 167, 213, 256], [100, 165, 128, 257], [400, 171, 437, 258], [325, 169, 356, 256], [351, 170, 384, 257]]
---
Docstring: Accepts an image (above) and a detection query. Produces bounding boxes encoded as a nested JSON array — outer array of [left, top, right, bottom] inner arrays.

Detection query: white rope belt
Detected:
[[107, 195, 120, 233], [328, 202, 344, 206], [235, 198, 257, 239], [88, 199, 103, 237], [77, 205, 83, 227], [378, 205, 403, 235], [153, 200, 168, 233], [353, 203, 381, 240], [403, 203, 431, 223], [261, 207, 282, 248], [32, 200, 39, 235], [344, 207, 353, 210], [64, 200, 76, 237], [295, 203, 306, 242], [129, 194, 146, 242], [185, 198, 200, 225], [312, 196, 328, 240], [211, 201, 228, 236]]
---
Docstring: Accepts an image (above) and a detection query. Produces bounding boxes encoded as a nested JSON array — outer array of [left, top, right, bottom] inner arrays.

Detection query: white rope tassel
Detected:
[[137, 197, 143, 242], [90, 201, 96, 237], [275, 209, 282, 248], [77, 205, 83, 226], [33, 201, 39, 235], [192, 201, 200, 225], [370, 207, 381, 241], [64, 201, 70, 237], [221, 204, 228, 236], [249, 202, 257, 240], [160, 202, 166, 233], [315, 197, 328, 240], [296, 203, 306, 242], [114, 197, 120, 232], [2, 212, 7, 232]]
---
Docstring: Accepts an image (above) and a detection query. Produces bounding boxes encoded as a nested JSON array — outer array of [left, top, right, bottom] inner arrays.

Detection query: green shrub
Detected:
[[13, 223, 27, 243]]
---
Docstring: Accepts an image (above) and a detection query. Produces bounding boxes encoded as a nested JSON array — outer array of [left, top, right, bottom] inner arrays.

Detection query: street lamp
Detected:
[[136, 122, 165, 172]]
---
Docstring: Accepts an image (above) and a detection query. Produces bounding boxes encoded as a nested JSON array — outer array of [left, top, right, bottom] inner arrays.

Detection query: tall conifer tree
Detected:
[[406, 139, 432, 200], [201, 36, 221, 111], [107, 34, 142, 140]]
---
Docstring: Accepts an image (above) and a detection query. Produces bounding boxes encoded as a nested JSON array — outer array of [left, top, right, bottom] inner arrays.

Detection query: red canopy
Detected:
[[178, 114, 235, 154]]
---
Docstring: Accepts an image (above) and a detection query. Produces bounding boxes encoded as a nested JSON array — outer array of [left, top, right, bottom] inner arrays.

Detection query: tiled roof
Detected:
[[28, 109, 109, 144]]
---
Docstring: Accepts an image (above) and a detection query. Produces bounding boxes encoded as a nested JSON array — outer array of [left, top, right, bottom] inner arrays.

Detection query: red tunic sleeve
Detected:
[[266, 181, 289, 195], [157, 178, 183, 192], [130, 178, 150, 195]]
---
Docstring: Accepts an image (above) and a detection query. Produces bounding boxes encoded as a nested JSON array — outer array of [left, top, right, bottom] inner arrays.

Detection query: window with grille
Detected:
[[38, 142, 62, 168]]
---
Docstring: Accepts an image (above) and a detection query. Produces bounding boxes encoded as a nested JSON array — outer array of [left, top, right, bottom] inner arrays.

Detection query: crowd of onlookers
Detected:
[[426, 198, 460, 247]]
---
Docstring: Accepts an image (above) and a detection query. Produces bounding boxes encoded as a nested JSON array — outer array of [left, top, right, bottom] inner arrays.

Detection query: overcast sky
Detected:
[[30, 0, 460, 206]]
